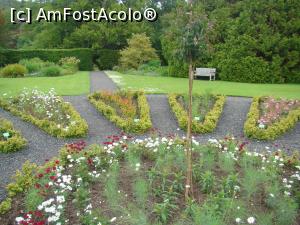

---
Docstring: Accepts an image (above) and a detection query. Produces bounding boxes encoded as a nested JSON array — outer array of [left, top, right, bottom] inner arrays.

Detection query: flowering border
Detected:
[[244, 97, 300, 140], [0, 117, 27, 153], [88, 91, 152, 133], [168, 94, 226, 133], [0, 98, 88, 138]]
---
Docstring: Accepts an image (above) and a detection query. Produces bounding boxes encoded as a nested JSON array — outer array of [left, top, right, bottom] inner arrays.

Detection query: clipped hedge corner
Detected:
[[168, 94, 226, 133], [244, 97, 300, 140]]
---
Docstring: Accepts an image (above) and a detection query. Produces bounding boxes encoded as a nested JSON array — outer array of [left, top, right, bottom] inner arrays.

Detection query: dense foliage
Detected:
[[119, 33, 158, 70], [1, 0, 299, 83], [1, 136, 300, 224], [0, 117, 26, 153], [0, 49, 93, 70]]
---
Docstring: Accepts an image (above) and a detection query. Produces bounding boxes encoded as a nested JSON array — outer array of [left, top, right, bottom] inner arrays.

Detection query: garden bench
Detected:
[[194, 68, 216, 81]]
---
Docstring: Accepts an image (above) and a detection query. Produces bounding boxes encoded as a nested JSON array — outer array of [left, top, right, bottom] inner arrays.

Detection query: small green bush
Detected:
[[0, 117, 27, 153], [59, 57, 80, 75], [1, 64, 27, 78], [41, 65, 61, 77], [19, 58, 43, 73]]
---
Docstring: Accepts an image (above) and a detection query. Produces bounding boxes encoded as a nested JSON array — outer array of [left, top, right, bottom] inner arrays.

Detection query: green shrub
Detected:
[[244, 97, 300, 140], [1, 64, 27, 78], [59, 56, 80, 74], [119, 33, 158, 70], [41, 65, 61, 77], [19, 58, 43, 73], [0, 117, 27, 153], [0, 48, 93, 70]]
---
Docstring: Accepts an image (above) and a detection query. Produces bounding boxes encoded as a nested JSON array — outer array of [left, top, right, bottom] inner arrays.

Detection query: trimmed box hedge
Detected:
[[0, 48, 93, 71], [89, 91, 152, 133], [0, 117, 27, 153], [244, 97, 300, 140], [168, 94, 226, 133], [0, 98, 88, 138]]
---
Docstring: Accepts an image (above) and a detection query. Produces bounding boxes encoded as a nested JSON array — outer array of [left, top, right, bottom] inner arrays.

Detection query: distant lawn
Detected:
[[106, 71, 300, 99], [0, 71, 90, 96]]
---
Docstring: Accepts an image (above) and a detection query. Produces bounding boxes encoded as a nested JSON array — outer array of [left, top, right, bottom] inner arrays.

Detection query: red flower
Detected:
[[35, 183, 41, 189], [50, 175, 57, 181], [44, 184, 50, 189], [55, 160, 60, 164], [45, 168, 51, 174], [87, 158, 93, 165], [37, 173, 44, 178]]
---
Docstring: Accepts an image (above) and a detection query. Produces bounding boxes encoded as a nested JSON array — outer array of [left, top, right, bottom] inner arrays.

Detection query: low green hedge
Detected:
[[89, 91, 152, 133], [244, 97, 300, 140], [0, 48, 93, 71], [168, 94, 226, 133], [0, 99, 88, 138], [0, 117, 27, 153]]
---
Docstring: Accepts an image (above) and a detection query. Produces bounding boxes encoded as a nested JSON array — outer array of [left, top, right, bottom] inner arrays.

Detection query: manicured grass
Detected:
[[0, 71, 90, 96], [106, 71, 300, 99]]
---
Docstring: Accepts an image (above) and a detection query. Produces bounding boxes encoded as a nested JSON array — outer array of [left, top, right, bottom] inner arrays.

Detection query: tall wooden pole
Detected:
[[185, 0, 194, 200]]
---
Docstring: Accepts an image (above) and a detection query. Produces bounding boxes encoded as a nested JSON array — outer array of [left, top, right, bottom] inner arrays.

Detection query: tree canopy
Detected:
[[0, 0, 299, 83]]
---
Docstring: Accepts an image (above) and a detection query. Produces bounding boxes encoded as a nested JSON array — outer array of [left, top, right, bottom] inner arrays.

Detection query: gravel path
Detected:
[[63, 95, 121, 145], [147, 95, 184, 136], [90, 71, 117, 93], [0, 108, 65, 200], [0, 71, 299, 201]]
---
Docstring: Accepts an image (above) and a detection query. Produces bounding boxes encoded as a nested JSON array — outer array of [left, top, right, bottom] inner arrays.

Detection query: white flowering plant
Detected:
[[0, 89, 88, 138]]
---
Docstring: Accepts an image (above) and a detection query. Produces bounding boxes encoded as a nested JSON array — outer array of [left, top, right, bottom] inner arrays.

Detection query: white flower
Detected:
[[269, 193, 274, 198], [15, 217, 24, 223], [235, 218, 242, 223], [247, 217, 255, 224], [57, 195, 65, 203], [110, 217, 117, 222]]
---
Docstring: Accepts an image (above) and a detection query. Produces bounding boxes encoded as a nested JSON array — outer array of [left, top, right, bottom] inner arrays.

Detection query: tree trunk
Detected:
[[185, 61, 194, 200]]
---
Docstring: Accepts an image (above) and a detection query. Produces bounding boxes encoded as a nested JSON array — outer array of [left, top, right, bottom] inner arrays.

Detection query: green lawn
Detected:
[[106, 71, 300, 99], [0, 71, 90, 96]]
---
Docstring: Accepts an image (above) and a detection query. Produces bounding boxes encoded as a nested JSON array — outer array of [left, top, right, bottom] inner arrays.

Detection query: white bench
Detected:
[[194, 68, 216, 81]]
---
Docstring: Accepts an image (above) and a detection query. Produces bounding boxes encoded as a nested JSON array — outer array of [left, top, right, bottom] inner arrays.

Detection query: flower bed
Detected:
[[244, 97, 300, 140], [0, 89, 88, 138], [0, 117, 26, 153], [89, 91, 152, 133], [0, 136, 299, 225], [168, 93, 226, 133]]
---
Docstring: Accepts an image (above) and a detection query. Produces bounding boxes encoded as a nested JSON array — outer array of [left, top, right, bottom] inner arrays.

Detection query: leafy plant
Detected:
[[41, 65, 61, 77], [1, 64, 27, 78]]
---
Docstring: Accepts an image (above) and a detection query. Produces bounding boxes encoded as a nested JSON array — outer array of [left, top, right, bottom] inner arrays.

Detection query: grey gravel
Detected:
[[0, 72, 299, 202], [90, 71, 117, 93]]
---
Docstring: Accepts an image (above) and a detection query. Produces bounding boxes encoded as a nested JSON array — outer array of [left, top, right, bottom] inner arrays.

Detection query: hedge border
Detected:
[[168, 94, 226, 133], [0, 117, 27, 153], [0, 48, 93, 71], [244, 97, 300, 140], [0, 98, 88, 138], [88, 91, 152, 133]]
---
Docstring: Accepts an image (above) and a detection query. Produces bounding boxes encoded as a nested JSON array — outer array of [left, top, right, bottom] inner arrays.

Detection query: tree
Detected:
[[119, 33, 158, 69], [163, 1, 208, 200]]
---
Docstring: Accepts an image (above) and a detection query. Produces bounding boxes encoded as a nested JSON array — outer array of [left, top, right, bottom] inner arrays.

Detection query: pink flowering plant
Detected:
[[258, 97, 300, 129], [245, 96, 300, 140]]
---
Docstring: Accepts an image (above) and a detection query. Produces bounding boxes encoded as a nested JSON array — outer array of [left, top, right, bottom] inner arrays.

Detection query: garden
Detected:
[[0, 0, 300, 224]]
